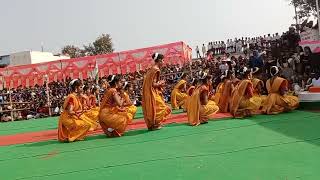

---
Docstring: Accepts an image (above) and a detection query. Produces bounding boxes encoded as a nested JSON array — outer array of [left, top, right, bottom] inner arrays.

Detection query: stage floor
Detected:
[[1, 108, 320, 180]]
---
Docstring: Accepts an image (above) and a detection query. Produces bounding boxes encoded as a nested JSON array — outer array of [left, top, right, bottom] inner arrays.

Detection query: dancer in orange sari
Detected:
[[80, 85, 99, 131], [58, 79, 91, 142], [183, 78, 198, 111], [142, 53, 171, 130], [262, 66, 299, 114], [99, 75, 130, 137], [187, 72, 219, 126], [120, 82, 137, 124], [214, 70, 234, 113], [88, 85, 100, 116], [171, 73, 188, 110], [230, 67, 259, 118], [250, 68, 267, 112]]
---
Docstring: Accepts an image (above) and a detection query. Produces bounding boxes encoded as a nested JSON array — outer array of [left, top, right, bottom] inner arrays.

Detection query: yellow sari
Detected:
[[230, 79, 260, 118], [142, 66, 171, 129], [99, 88, 130, 137], [171, 80, 188, 109], [58, 93, 91, 142], [215, 80, 233, 113], [80, 94, 99, 131], [250, 78, 267, 112], [122, 92, 137, 123], [183, 86, 196, 111], [187, 85, 219, 126], [88, 94, 100, 116], [262, 77, 299, 114]]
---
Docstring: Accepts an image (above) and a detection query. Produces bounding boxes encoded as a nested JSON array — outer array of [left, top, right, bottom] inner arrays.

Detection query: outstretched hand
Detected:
[[159, 80, 166, 86]]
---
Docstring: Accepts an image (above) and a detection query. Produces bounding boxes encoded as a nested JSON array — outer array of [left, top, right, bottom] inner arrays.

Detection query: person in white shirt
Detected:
[[202, 44, 207, 57], [266, 34, 272, 42], [226, 39, 230, 53], [196, 46, 201, 58], [208, 42, 212, 52], [221, 41, 226, 54], [306, 73, 320, 90], [230, 39, 234, 52], [311, 77, 320, 87], [219, 59, 229, 73], [236, 40, 243, 53], [257, 37, 262, 47], [274, 33, 281, 40]]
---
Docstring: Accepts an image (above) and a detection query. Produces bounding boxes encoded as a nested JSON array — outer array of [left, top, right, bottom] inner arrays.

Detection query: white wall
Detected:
[[9, 51, 32, 66], [30, 51, 69, 64], [9, 51, 70, 66]]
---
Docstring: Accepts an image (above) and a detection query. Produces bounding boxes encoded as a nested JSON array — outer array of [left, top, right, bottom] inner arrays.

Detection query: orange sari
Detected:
[[251, 78, 267, 112], [215, 80, 233, 113], [80, 94, 99, 131], [171, 80, 188, 109], [122, 92, 137, 123], [262, 77, 299, 114], [58, 93, 91, 142], [99, 88, 130, 137], [230, 79, 259, 118], [183, 86, 196, 111], [187, 85, 219, 126], [88, 94, 100, 113], [142, 66, 171, 129]]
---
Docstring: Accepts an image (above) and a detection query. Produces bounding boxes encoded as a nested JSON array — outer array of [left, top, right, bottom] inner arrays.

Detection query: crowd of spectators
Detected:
[[1, 27, 320, 122], [197, 26, 320, 87]]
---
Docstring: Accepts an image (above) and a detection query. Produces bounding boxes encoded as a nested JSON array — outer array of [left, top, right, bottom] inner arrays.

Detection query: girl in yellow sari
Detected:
[[171, 73, 188, 109], [262, 66, 299, 114], [80, 85, 99, 131], [88, 85, 100, 119], [58, 79, 91, 142], [187, 72, 219, 126], [142, 53, 172, 131], [250, 67, 267, 113], [120, 82, 137, 124], [214, 70, 234, 113], [230, 67, 260, 118], [183, 78, 198, 112], [99, 75, 130, 137]]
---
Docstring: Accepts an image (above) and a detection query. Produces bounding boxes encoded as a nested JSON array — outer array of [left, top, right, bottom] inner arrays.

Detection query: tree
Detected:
[[61, 34, 114, 57], [92, 34, 114, 55], [83, 44, 96, 56], [290, 0, 319, 20], [61, 45, 81, 58]]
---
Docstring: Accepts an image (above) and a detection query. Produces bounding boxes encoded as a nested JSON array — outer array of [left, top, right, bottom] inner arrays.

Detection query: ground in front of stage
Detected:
[[1, 110, 320, 180]]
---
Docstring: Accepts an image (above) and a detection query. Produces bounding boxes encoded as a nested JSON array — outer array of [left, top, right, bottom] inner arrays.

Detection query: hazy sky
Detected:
[[0, 0, 295, 56]]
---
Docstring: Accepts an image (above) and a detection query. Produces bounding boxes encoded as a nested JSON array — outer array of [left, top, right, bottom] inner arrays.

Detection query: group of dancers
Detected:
[[58, 53, 299, 143]]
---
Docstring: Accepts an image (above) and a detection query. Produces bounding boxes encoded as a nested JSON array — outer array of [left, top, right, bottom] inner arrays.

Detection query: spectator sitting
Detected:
[[281, 61, 294, 81], [219, 59, 229, 73], [249, 50, 264, 69], [306, 73, 320, 90]]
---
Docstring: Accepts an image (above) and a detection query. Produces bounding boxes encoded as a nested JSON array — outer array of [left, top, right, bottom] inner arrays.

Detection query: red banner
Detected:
[[0, 41, 192, 88]]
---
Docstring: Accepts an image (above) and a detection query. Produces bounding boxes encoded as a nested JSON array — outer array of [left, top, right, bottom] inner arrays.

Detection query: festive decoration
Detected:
[[0, 42, 192, 88]]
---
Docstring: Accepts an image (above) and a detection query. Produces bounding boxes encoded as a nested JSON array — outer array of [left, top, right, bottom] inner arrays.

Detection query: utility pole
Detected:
[[41, 42, 44, 52], [316, 0, 320, 35], [294, 2, 299, 30]]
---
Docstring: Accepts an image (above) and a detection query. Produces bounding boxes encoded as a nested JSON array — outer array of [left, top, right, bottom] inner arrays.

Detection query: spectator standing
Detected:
[[236, 39, 242, 53], [202, 44, 207, 58], [196, 46, 201, 59], [207, 42, 212, 52]]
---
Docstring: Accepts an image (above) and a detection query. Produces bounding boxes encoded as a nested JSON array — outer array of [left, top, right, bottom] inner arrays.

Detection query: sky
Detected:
[[0, 0, 295, 56]]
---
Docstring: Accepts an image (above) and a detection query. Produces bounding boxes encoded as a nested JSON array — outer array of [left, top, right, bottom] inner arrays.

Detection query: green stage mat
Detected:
[[1, 111, 320, 180], [0, 107, 184, 136]]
